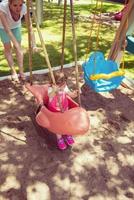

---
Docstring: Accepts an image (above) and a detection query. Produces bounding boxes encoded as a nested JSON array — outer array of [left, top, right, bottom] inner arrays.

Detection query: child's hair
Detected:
[[9, 0, 23, 3], [53, 71, 67, 86], [9, 0, 16, 3]]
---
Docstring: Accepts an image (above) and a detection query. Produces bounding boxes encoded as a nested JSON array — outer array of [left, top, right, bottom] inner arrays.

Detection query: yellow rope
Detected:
[[95, 0, 103, 51], [30, 2, 56, 85], [85, 0, 99, 61], [90, 70, 125, 80], [92, 0, 103, 75]]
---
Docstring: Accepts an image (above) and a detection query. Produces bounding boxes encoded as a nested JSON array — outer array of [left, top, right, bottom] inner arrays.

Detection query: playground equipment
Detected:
[[114, 1, 134, 55], [125, 3, 134, 54], [25, 0, 90, 136], [108, 0, 134, 88], [126, 35, 134, 54], [83, 51, 125, 92], [108, 0, 134, 60], [114, 3, 127, 21], [82, 0, 127, 92], [26, 83, 89, 136]]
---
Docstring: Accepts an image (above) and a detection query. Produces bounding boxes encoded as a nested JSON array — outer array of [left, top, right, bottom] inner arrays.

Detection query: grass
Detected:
[[0, 0, 134, 78]]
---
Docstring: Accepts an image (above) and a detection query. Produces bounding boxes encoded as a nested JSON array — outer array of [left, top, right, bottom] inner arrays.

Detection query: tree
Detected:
[[58, 0, 62, 5]]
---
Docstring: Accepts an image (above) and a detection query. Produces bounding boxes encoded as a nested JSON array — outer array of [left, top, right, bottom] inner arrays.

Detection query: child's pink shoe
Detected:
[[65, 135, 75, 146], [57, 138, 67, 150]]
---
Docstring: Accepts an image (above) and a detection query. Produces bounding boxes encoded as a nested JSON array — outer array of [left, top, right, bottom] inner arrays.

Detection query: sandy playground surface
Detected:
[[0, 67, 134, 200]]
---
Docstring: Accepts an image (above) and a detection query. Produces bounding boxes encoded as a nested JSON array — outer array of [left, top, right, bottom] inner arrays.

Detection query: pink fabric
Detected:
[[47, 91, 69, 112]]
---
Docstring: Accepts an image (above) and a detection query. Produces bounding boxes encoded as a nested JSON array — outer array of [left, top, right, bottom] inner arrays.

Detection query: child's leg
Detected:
[[64, 135, 75, 146], [56, 134, 62, 139], [56, 134, 67, 150]]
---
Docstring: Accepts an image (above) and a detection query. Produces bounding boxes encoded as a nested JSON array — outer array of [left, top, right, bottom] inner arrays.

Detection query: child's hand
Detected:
[[49, 85, 58, 98]]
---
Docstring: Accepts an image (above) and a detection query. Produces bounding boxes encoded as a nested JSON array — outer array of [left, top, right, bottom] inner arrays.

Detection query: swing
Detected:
[[82, 51, 125, 92], [26, 83, 89, 136], [25, 0, 90, 136], [82, 0, 128, 92]]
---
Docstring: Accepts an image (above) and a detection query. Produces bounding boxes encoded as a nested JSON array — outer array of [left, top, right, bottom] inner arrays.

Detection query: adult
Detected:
[[0, 0, 35, 81]]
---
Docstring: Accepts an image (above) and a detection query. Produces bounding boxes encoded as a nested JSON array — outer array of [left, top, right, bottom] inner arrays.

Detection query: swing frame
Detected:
[[25, 0, 90, 136], [82, 0, 130, 92]]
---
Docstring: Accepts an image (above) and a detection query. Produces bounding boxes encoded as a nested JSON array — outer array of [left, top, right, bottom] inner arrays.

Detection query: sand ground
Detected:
[[0, 68, 134, 200]]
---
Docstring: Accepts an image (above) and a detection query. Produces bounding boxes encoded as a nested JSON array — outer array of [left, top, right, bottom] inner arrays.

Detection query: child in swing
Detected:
[[47, 71, 78, 150]]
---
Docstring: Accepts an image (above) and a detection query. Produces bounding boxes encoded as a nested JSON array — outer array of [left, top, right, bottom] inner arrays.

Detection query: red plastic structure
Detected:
[[114, 4, 128, 21], [26, 83, 90, 136]]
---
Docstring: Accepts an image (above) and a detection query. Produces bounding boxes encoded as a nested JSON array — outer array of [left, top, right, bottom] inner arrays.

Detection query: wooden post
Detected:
[[31, 4, 56, 85], [26, 0, 33, 84], [60, 0, 67, 71], [108, 0, 134, 61], [70, 0, 81, 106], [36, 0, 43, 25]]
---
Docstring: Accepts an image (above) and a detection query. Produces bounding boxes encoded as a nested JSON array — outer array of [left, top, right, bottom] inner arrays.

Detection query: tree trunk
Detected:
[[58, 0, 62, 6]]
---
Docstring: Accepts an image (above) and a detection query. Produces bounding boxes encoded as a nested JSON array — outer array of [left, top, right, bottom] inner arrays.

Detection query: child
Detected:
[[47, 72, 78, 150], [0, 0, 36, 81]]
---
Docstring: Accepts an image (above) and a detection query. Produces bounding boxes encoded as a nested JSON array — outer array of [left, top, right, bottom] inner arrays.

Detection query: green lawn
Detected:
[[0, 0, 133, 78]]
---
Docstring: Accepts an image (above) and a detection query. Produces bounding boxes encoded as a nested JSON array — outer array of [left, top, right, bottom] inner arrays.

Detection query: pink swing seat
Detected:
[[25, 83, 90, 136]]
